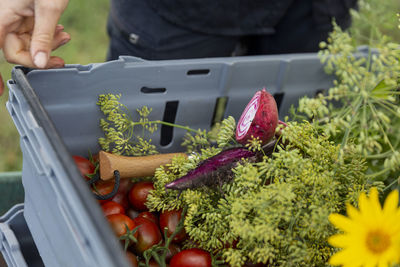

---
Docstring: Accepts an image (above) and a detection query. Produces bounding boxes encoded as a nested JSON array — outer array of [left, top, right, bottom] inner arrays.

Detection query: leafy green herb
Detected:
[[294, 9, 400, 187], [146, 119, 381, 266], [97, 93, 205, 156]]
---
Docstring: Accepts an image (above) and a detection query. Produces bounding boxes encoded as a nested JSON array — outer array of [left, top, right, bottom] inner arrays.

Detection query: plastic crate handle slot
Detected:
[[160, 100, 179, 146], [273, 92, 285, 112], [187, 69, 210, 76], [140, 87, 166, 94]]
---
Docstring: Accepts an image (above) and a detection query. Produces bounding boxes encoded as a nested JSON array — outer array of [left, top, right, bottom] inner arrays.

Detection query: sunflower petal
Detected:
[[329, 214, 357, 233], [346, 203, 361, 221], [329, 249, 363, 266], [359, 190, 377, 222], [383, 189, 399, 215], [368, 187, 383, 217], [378, 258, 389, 267], [328, 234, 351, 248]]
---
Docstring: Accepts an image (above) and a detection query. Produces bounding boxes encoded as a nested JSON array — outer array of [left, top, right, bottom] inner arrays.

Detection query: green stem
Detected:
[[365, 151, 393, 159], [383, 177, 399, 192], [366, 167, 390, 180], [158, 206, 188, 265], [373, 99, 400, 118], [152, 252, 165, 267], [367, 102, 395, 151], [132, 120, 199, 133], [337, 97, 363, 161]]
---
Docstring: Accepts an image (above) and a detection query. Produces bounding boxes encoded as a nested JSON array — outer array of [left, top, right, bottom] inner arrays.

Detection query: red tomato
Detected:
[[137, 211, 158, 225], [128, 181, 155, 211], [169, 248, 211, 267], [159, 209, 187, 243], [111, 179, 133, 209], [139, 259, 160, 267], [164, 242, 181, 263], [125, 251, 138, 267], [101, 201, 125, 216], [132, 217, 162, 254], [106, 214, 137, 238], [91, 153, 99, 164], [93, 179, 132, 208], [126, 209, 140, 220], [73, 155, 95, 180]]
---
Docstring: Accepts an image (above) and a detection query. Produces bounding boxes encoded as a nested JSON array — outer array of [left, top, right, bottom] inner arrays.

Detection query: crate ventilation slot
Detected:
[[141, 87, 166, 94], [160, 101, 179, 146], [187, 69, 210, 76], [314, 88, 327, 97], [273, 92, 284, 111], [211, 96, 228, 127]]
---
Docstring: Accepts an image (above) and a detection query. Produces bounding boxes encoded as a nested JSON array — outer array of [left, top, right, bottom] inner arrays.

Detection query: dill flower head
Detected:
[[328, 187, 400, 267]]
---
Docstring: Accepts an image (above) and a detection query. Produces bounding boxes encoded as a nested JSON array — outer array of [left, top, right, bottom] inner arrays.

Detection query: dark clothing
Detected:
[[146, 0, 293, 36], [107, 0, 357, 61]]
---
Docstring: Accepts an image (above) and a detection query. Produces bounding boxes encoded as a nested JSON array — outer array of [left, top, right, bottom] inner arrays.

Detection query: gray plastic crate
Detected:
[[5, 54, 334, 267], [0, 204, 43, 267]]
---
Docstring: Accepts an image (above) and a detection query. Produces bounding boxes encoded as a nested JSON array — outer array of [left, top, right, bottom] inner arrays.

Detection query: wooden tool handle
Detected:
[[99, 151, 187, 180]]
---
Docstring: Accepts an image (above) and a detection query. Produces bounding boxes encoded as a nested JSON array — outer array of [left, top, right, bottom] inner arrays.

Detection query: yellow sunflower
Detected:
[[328, 187, 400, 267]]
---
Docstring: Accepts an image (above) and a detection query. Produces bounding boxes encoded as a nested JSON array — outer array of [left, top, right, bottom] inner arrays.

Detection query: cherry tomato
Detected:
[[101, 201, 125, 216], [125, 251, 138, 267], [164, 242, 181, 263], [93, 179, 132, 208], [126, 209, 140, 220], [106, 214, 137, 238], [137, 211, 158, 225], [129, 181, 154, 211], [132, 217, 162, 254], [169, 248, 211, 267], [91, 153, 99, 164], [139, 259, 160, 267], [73, 155, 95, 180], [111, 179, 133, 209], [159, 209, 187, 243]]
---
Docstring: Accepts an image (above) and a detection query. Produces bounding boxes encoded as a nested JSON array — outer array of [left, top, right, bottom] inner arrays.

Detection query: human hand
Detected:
[[0, 0, 70, 95]]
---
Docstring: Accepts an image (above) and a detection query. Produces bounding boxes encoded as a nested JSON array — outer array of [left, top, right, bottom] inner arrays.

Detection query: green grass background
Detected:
[[0, 0, 399, 172]]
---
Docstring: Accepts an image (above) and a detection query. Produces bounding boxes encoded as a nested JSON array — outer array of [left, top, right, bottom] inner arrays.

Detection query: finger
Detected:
[[0, 73, 4, 96], [0, 10, 17, 48], [17, 17, 34, 34], [55, 24, 64, 33], [4, 32, 65, 69], [3, 33, 36, 67], [18, 31, 70, 52], [51, 31, 70, 50], [0, 23, 6, 48], [46, 56, 65, 68], [31, 1, 68, 68]]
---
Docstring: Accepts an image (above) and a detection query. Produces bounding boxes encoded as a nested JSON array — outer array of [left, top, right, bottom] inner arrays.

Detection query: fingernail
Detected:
[[34, 52, 48, 68]]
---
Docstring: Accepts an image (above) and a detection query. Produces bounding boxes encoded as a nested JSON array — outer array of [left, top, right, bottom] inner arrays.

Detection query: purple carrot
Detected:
[[165, 147, 256, 191]]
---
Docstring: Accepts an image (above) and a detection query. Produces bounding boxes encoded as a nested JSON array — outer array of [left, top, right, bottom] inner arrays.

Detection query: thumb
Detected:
[[31, 1, 67, 68]]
